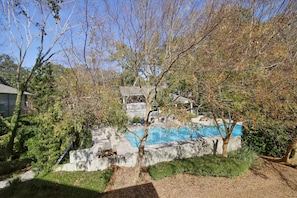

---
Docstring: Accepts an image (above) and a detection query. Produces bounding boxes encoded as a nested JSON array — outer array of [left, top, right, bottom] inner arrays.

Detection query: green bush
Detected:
[[148, 155, 250, 180], [18, 110, 92, 174], [0, 117, 9, 136], [228, 145, 257, 167], [15, 115, 40, 155], [132, 117, 141, 124], [243, 123, 297, 158], [0, 115, 40, 161], [106, 101, 129, 130]]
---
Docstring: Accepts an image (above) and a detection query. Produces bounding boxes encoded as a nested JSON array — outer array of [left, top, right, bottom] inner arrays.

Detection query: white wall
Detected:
[[126, 102, 146, 119], [57, 136, 242, 172]]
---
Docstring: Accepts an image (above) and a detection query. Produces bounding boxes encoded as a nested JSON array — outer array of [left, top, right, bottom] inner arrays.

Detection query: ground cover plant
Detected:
[[148, 147, 256, 180], [0, 170, 112, 198]]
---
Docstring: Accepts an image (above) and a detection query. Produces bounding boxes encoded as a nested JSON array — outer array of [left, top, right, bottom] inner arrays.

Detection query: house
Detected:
[[0, 76, 31, 117], [119, 86, 195, 120]]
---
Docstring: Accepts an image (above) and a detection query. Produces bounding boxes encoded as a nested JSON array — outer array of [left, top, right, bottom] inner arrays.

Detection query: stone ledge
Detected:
[[57, 136, 241, 172]]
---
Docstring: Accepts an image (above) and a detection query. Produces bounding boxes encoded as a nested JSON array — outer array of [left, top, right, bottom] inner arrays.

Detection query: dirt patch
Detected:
[[101, 159, 297, 198]]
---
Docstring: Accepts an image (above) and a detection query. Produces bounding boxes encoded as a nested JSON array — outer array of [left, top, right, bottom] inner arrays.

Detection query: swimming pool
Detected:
[[124, 125, 242, 147]]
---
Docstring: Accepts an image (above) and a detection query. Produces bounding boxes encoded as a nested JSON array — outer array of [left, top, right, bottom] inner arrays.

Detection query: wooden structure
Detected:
[[119, 86, 195, 119]]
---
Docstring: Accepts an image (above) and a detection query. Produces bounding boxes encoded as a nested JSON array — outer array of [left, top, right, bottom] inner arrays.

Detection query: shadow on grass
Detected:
[[0, 158, 32, 178], [100, 182, 159, 198], [0, 179, 159, 198], [0, 178, 99, 198]]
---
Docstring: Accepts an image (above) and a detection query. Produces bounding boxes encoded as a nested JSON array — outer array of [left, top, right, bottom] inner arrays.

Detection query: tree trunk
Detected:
[[222, 137, 229, 158], [221, 118, 238, 158], [213, 139, 218, 155], [135, 99, 151, 180], [135, 125, 149, 176], [283, 138, 297, 165], [262, 139, 297, 167], [6, 90, 23, 160]]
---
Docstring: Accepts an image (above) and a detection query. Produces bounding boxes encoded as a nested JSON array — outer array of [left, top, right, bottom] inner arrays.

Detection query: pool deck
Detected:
[[91, 128, 137, 156]]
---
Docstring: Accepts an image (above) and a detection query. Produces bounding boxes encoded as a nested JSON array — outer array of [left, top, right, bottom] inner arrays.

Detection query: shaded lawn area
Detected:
[[0, 170, 112, 198]]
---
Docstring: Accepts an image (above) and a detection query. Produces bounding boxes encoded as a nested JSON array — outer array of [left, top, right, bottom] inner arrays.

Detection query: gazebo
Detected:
[[119, 86, 195, 119]]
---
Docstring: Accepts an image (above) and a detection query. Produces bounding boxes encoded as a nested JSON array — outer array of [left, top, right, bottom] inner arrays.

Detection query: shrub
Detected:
[[132, 117, 141, 124], [228, 145, 257, 167], [148, 155, 249, 180], [243, 123, 297, 158]]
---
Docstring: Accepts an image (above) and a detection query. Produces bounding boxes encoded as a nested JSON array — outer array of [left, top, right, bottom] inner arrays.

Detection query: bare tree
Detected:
[[0, 0, 73, 159], [59, 0, 122, 128], [104, 0, 226, 180]]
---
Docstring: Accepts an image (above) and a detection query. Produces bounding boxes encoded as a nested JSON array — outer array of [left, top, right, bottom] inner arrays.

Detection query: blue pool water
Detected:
[[124, 125, 242, 147]]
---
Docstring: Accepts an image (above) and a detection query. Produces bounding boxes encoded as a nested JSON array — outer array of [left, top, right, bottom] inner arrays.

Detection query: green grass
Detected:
[[0, 169, 112, 198], [148, 148, 256, 180]]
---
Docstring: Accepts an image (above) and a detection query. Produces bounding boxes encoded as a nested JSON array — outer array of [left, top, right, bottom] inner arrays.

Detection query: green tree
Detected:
[[0, 0, 72, 159], [25, 102, 92, 173], [0, 54, 28, 87], [108, 43, 144, 86], [191, 1, 297, 157], [30, 62, 64, 113]]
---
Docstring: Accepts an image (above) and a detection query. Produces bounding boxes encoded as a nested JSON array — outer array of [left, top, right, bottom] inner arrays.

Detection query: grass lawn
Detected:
[[148, 155, 249, 180], [148, 147, 256, 180], [0, 169, 112, 198]]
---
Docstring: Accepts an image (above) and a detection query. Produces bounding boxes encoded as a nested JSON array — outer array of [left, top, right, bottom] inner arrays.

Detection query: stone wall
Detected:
[[56, 136, 242, 172]]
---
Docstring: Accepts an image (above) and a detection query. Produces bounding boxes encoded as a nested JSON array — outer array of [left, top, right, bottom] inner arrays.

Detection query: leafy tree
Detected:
[[191, 1, 297, 157], [0, 54, 28, 87], [104, 0, 225, 179], [109, 43, 144, 86], [0, 0, 72, 159], [25, 102, 92, 174], [30, 62, 64, 113], [59, 0, 127, 130]]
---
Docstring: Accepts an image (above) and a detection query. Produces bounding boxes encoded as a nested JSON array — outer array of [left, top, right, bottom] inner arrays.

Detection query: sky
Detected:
[[0, 0, 206, 70], [0, 0, 103, 69], [0, 0, 288, 70]]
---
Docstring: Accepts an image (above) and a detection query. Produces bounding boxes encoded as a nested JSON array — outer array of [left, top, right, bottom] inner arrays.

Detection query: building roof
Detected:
[[171, 94, 194, 104], [120, 86, 194, 104], [120, 86, 155, 97], [0, 84, 32, 95]]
